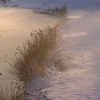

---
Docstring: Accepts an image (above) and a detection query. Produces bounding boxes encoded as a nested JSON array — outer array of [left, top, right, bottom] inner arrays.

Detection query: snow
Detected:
[[35, 0, 100, 100], [44, 9, 100, 99], [0, 0, 100, 100], [0, 7, 59, 84]]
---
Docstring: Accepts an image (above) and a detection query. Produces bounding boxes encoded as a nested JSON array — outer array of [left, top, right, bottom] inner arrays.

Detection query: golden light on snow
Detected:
[[62, 32, 88, 39], [0, 8, 58, 81], [67, 15, 82, 19]]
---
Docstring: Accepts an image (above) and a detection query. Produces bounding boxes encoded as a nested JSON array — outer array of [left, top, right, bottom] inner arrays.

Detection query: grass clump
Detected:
[[1, 5, 68, 99], [0, 82, 23, 100], [7, 25, 63, 85], [7, 25, 67, 85], [50, 4, 67, 16], [35, 5, 67, 17]]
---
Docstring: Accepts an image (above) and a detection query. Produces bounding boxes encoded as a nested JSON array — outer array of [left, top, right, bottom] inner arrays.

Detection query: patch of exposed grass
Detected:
[[0, 82, 23, 100], [6, 25, 67, 86], [0, 82, 50, 100], [6, 25, 67, 85], [34, 4, 67, 17], [0, 21, 68, 100], [51, 4, 67, 16]]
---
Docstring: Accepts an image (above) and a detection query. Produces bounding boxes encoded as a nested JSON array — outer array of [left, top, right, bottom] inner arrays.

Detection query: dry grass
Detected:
[[6, 25, 67, 86], [51, 4, 67, 16], [0, 82, 50, 100], [35, 5, 67, 17], [0, 82, 23, 100], [6, 25, 66, 85]]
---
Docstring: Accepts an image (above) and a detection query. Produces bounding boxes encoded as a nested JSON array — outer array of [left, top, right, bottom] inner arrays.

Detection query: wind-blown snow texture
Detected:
[[33, 0, 100, 100], [0, 0, 100, 100]]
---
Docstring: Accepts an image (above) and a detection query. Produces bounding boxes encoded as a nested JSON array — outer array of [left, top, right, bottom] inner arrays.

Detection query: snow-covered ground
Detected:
[[0, 0, 100, 100], [45, 10, 100, 99], [0, 8, 58, 84], [43, 1, 100, 100]]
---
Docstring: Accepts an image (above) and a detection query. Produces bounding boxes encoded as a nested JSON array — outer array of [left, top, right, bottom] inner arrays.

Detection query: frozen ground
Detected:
[[0, 0, 100, 100]]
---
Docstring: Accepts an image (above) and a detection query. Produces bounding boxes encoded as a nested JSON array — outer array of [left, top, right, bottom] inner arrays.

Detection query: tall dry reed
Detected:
[[7, 26, 61, 84]]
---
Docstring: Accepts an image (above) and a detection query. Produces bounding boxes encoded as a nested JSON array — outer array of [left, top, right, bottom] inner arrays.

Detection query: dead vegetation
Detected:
[[0, 5, 68, 100], [6, 25, 66, 85]]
